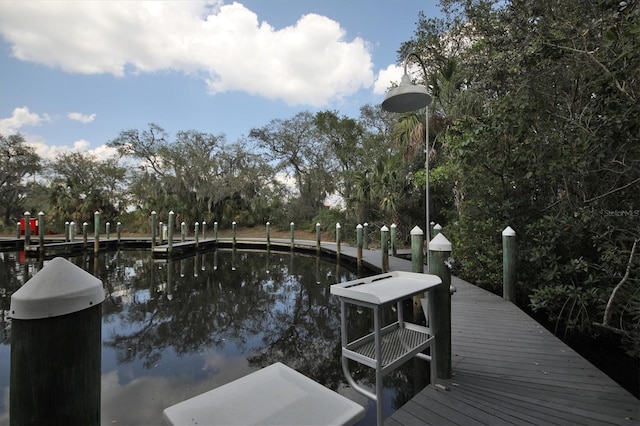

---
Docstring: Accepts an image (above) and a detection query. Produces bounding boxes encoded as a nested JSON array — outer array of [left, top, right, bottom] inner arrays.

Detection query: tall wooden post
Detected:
[[38, 211, 45, 254], [335, 223, 341, 258], [503, 226, 517, 303], [214, 221, 218, 240], [266, 222, 271, 247], [290, 222, 295, 249], [390, 223, 397, 256], [356, 224, 363, 267], [181, 222, 186, 242], [428, 233, 452, 380], [168, 211, 175, 255], [64, 221, 70, 242], [381, 225, 389, 273], [316, 222, 321, 252], [411, 226, 425, 321], [116, 222, 122, 244], [10, 257, 104, 425], [194, 222, 200, 247], [232, 221, 237, 245], [83, 222, 88, 248], [202, 221, 206, 238], [24, 211, 31, 249], [105, 222, 110, 240], [93, 211, 100, 254], [16, 221, 20, 240], [151, 211, 157, 250], [70, 222, 76, 242]]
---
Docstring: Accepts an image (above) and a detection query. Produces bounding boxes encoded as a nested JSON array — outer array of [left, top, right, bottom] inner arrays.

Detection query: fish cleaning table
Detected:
[[331, 271, 442, 426]]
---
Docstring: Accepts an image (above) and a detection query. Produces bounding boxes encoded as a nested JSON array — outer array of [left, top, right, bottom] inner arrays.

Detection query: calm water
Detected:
[[0, 249, 429, 425]]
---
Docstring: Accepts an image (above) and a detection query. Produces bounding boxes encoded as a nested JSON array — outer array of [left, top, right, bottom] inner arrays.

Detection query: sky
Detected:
[[0, 0, 443, 161]]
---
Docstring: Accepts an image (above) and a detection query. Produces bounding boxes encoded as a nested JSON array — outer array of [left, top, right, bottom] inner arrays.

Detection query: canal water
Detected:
[[0, 249, 429, 425]]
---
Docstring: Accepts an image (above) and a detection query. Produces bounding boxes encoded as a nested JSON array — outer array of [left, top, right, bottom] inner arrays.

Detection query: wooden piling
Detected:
[[266, 222, 271, 247], [83, 222, 88, 248], [433, 223, 442, 237], [335, 223, 341, 258], [411, 226, 425, 322], [151, 211, 157, 250], [38, 212, 45, 254], [356, 224, 363, 267], [24, 212, 31, 249], [194, 222, 199, 247], [390, 223, 397, 256], [428, 233, 453, 380], [232, 221, 237, 245], [106, 222, 110, 240], [168, 211, 175, 254], [181, 222, 186, 242], [214, 221, 218, 240], [290, 222, 295, 249], [502, 226, 516, 303], [316, 222, 321, 252], [10, 257, 104, 425], [381, 225, 389, 273], [116, 222, 121, 244], [93, 211, 100, 254]]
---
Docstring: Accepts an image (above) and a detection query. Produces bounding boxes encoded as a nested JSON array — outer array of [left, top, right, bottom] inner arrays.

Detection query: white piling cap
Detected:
[[336, 223, 341, 228], [502, 226, 516, 236], [410, 226, 424, 235], [391, 223, 397, 228], [430, 233, 452, 252], [10, 257, 104, 320], [381, 225, 389, 232], [356, 224, 363, 229], [433, 223, 442, 230], [290, 222, 294, 226], [316, 222, 320, 226]]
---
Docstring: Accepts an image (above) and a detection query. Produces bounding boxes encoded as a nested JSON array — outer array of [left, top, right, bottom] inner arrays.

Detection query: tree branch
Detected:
[[584, 177, 640, 204], [601, 239, 638, 327]]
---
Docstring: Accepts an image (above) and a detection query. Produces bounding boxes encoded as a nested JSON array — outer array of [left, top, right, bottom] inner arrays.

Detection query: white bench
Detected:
[[163, 362, 365, 426]]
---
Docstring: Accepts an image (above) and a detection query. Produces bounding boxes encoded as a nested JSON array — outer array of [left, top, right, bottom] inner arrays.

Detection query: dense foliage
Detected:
[[401, 0, 639, 355], [1, 0, 637, 356]]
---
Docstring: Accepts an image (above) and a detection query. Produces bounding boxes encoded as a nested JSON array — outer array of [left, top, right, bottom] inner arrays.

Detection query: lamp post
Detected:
[[382, 52, 433, 253]]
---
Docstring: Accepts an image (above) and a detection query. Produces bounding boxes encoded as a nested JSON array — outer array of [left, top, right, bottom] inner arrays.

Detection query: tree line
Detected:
[[1, 0, 638, 358]]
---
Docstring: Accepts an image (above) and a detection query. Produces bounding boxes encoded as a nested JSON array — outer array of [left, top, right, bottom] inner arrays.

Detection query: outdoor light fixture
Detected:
[[381, 52, 433, 254]]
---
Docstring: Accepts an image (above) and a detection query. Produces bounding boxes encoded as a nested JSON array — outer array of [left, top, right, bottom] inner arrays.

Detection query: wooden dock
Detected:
[[385, 278, 639, 425], [2, 235, 637, 424]]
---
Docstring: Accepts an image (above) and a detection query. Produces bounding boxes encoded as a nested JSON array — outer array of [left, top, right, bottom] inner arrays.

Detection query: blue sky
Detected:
[[0, 1, 442, 161]]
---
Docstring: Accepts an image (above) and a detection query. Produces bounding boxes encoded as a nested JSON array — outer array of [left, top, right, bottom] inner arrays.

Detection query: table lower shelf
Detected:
[[343, 324, 434, 376]]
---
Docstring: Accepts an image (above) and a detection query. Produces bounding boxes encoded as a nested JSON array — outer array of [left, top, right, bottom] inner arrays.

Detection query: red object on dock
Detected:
[[19, 218, 38, 235]]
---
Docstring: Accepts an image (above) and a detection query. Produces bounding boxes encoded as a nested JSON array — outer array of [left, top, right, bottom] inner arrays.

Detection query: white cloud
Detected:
[[68, 112, 96, 123], [0, 1, 375, 106], [0, 106, 51, 135], [26, 139, 118, 162], [373, 64, 404, 95]]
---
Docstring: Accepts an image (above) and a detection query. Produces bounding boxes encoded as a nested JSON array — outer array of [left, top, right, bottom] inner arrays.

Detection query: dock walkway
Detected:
[[302, 240, 639, 425], [3, 235, 638, 424]]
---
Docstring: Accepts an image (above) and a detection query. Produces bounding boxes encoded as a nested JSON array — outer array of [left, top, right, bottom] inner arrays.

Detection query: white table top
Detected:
[[330, 271, 442, 305], [163, 362, 365, 426]]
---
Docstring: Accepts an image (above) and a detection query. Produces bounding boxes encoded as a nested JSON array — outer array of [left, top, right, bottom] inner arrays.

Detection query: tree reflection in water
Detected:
[[0, 249, 428, 425]]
